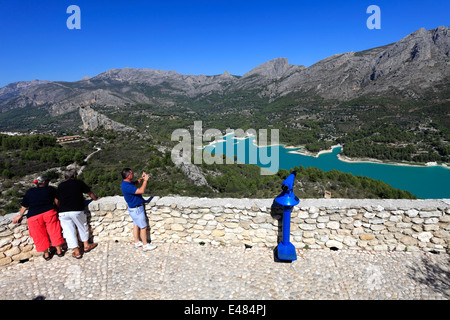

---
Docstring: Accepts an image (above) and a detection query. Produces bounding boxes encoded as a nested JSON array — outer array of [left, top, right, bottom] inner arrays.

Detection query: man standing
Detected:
[[55, 169, 99, 259], [121, 168, 156, 251]]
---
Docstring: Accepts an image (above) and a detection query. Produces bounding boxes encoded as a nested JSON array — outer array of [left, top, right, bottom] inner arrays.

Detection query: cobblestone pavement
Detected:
[[0, 241, 449, 300]]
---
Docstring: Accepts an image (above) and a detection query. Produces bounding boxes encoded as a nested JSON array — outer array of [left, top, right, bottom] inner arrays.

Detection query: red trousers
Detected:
[[27, 209, 65, 252]]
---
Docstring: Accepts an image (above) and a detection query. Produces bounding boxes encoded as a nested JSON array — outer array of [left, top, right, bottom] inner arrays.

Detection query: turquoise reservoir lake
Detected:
[[205, 135, 450, 199]]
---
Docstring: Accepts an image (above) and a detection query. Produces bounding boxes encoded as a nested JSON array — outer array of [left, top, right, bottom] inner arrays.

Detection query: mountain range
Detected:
[[0, 26, 448, 121]]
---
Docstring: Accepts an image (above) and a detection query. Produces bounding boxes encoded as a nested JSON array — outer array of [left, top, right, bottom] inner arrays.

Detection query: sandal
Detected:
[[72, 248, 82, 259], [84, 243, 98, 253], [50, 247, 64, 257], [43, 252, 52, 261]]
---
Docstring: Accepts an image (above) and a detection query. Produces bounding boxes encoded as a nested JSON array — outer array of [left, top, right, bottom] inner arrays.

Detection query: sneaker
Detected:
[[142, 243, 157, 251], [134, 241, 143, 248]]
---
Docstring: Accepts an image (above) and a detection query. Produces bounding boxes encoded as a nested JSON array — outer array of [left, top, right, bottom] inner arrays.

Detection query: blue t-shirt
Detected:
[[121, 181, 144, 208]]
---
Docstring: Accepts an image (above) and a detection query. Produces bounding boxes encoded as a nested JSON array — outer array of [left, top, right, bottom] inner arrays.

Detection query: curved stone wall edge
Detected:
[[1, 197, 449, 267]]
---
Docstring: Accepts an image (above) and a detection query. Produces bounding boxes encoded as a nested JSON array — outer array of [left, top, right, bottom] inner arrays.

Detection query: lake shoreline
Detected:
[[285, 144, 450, 169], [205, 134, 450, 170], [204, 134, 450, 198]]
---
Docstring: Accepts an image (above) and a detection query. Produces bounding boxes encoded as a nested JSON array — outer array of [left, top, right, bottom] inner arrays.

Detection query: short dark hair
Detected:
[[121, 168, 132, 179]]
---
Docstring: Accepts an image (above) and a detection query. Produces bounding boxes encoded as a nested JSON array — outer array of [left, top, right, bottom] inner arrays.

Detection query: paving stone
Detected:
[[0, 241, 448, 300]]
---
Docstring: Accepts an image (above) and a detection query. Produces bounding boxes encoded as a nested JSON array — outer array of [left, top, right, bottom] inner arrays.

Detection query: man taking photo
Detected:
[[120, 168, 156, 252]]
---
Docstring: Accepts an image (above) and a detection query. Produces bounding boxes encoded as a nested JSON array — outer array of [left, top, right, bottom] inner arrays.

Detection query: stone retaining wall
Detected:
[[1, 196, 449, 266]]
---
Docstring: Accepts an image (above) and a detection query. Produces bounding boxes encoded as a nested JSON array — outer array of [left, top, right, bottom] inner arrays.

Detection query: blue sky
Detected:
[[0, 0, 448, 87]]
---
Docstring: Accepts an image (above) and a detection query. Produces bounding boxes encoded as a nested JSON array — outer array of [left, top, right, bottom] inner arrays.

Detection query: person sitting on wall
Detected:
[[12, 175, 65, 261], [120, 168, 156, 252], [55, 169, 100, 259]]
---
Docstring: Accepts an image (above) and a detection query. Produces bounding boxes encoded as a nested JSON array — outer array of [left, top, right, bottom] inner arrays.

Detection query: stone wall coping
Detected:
[[149, 196, 450, 210], [2, 197, 450, 224], [83, 196, 450, 211]]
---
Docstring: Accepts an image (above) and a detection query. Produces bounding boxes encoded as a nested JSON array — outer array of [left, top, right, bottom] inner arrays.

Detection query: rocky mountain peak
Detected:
[[0, 79, 51, 104], [243, 57, 291, 79], [0, 27, 448, 116]]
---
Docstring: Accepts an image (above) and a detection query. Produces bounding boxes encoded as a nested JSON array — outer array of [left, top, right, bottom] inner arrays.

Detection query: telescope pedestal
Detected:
[[276, 206, 297, 262], [273, 172, 299, 263]]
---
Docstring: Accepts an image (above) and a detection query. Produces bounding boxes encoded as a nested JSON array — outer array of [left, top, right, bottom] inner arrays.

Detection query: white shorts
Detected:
[[58, 210, 89, 249]]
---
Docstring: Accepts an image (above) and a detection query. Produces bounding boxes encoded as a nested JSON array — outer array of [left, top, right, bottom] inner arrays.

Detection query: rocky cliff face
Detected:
[[0, 26, 448, 115], [79, 106, 137, 133]]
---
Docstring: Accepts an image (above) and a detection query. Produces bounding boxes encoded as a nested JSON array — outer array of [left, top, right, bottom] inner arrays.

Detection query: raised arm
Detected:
[[134, 173, 149, 195]]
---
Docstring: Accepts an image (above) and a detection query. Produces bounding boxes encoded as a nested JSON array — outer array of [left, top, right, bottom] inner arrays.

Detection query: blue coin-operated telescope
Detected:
[[274, 171, 300, 262]]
